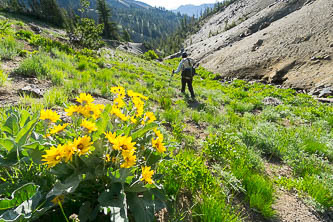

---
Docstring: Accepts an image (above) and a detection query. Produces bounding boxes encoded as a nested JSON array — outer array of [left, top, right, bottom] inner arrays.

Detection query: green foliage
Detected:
[[143, 50, 159, 61], [0, 69, 7, 86], [15, 52, 48, 77], [0, 19, 11, 35], [0, 36, 23, 60], [68, 18, 104, 50], [29, 35, 73, 54], [15, 29, 33, 40]]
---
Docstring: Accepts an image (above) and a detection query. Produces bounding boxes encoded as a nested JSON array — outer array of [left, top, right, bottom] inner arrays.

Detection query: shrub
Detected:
[[0, 36, 23, 60], [143, 50, 159, 61], [15, 30, 34, 40], [15, 53, 48, 77], [0, 88, 169, 221], [68, 18, 104, 50]]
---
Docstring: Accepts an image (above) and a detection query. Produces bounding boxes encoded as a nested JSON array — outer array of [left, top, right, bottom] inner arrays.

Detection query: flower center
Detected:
[[77, 144, 84, 150]]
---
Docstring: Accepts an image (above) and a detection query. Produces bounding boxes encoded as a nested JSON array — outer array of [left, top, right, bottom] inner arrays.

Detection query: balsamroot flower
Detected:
[[61, 142, 75, 163], [80, 119, 98, 133], [105, 131, 117, 144], [49, 123, 69, 135], [51, 195, 65, 205], [42, 145, 63, 168], [73, 136, 93, 156], [65, 105, 81, 116], [40, 109, 60, 123], [112, 135, 136, 152], [141, 166, 154, 184], [76, 93, 94, 105], [110, 107, 129, 121], [152, 129, 166, 153]]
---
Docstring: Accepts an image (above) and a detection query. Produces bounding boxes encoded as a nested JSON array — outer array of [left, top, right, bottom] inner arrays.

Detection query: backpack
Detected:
[[182, 58, 196, 79]]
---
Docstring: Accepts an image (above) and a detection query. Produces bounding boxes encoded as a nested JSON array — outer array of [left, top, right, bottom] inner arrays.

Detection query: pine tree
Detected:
[[96, 0, 118, 40]]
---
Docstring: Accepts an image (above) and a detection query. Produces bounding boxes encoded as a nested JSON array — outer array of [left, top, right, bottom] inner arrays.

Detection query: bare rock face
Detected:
[[184, 0, 333, 91]]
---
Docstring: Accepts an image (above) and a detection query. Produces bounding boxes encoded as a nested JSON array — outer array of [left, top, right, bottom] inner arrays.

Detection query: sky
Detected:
[[138, 0, 218, 10]]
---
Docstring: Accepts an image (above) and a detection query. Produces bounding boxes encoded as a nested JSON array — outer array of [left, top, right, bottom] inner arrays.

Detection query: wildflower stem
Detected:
[[58, 200, 69, 222]]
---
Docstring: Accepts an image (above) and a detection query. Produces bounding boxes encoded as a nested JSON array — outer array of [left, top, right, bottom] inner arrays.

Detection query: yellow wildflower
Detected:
[[152, 138, 166, 153], [141, 166, 154, 184], [132, 97, 144, 117], [64, 105, 81, 117], [80, 119, 98, 133], [154, 129, 163, 140], [51, 195, 65, 205], [105, 154, 111, 162], [61, 142, 75, 163], [144, 112, 156, 123], [113, 97, 126, 109], [73, 136, 93, 156], [127, 90, 148, 100], [112, 135, 136, 152], [105, 131, 117, 144], [110, 107, 128, 121], [76, 93, 94, 105], [79, 103, 104, 119], [40, 109, 60, 123], [130, 116, 137, 124], [112, 157, 118, 163], [49, 123, 69, 135], [120, 154, 136, 168], [42, 145, 63, 168], [110, 86, 126, 98]]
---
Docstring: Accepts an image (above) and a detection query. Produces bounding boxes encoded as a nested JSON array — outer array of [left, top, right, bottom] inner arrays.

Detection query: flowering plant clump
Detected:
[[36, 87, 169, 221]]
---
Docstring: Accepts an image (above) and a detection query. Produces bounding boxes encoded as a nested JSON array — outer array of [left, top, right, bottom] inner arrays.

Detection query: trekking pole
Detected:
[[169, 70, 174, 86]]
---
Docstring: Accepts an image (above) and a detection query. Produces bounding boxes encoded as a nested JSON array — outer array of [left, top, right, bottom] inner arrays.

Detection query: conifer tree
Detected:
[[96, 0, 118, 40]]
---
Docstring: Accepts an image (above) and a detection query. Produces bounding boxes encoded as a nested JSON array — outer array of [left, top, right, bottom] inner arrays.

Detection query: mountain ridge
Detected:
[[173, 3, 215, 17]]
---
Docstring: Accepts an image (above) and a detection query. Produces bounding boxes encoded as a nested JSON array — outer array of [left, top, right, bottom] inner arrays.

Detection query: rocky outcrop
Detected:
[[184, 0, 333, 91]]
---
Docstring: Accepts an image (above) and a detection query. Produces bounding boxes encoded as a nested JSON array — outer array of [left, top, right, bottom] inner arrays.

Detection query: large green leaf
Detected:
[[78, 201, 93, 222], [0, 139, 15, 152], [0, 191, 42, 222], [46, 175, 81, 199], [124, 181, 148, 193], [0, 184, 38, 210], [0, 150, 19, 167], [127, 189, 166, 222], [127, 192, 154, 222], [18, 110, 31, 128], [98, 183, 127, 222], [15, 118, 37, 147], [131, 123, 158, 140], [2, 114, 19, 136], [109, 168, 134, 184]]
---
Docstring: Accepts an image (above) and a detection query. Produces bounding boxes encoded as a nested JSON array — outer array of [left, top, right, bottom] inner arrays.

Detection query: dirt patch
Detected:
[[184, 119, 209, 140], [0, 72, 52, 108], [264, 161, 293, 178], [272, 190, 323, 222]]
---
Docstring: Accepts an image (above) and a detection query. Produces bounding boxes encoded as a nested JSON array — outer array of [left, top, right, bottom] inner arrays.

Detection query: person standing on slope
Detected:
[[172, 52, 196, 100]]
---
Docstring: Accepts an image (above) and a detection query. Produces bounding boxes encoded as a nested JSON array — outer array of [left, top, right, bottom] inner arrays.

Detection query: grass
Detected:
[[0, 36, 23, 60], [0, 68, 7, 86]]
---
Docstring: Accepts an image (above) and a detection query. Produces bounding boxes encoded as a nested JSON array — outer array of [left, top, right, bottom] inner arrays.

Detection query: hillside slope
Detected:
[[184, 0, 333, 91]]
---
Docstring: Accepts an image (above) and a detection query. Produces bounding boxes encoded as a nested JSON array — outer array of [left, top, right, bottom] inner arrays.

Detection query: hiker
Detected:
[[172, 52, 196, 99]]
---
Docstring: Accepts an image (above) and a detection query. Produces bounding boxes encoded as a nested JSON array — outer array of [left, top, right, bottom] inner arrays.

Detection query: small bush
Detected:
[[15, 30, 33, 40], [0, 36, 23, 60], [15, 53, 48, 77], [143, 50, 159, 60]]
